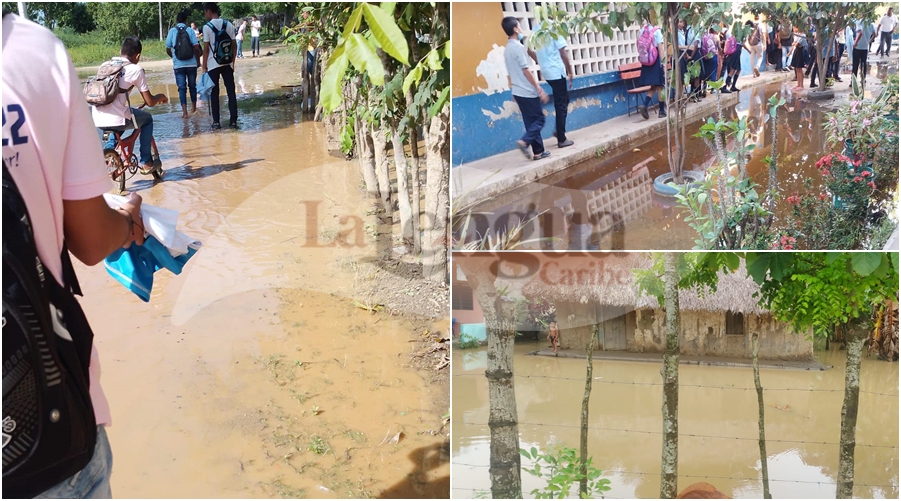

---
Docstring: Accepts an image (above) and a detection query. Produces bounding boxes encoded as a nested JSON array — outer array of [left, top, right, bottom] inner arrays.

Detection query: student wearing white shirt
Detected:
[[877, 8, 897, 57], [92, 36, 169, 171], [250, 15, 262, 57]]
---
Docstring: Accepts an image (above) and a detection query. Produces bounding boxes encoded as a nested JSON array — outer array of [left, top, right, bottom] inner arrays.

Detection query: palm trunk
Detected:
[[752, 331, 771, 499], [836, 316, 869, 498], [422, 108, 449, 284], [459, 258, 522, 499], [660, 252, 681, 499], [579, 323, 597, 498], [390, 122, 414, 245]]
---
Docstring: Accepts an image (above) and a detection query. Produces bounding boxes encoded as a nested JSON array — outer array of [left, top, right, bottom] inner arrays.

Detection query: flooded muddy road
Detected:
[[452, 342, 899, 499], [467, 62, 898, 251], [73, 51, 449, 498]]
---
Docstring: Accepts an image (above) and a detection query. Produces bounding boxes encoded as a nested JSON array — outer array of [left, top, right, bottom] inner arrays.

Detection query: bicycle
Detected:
[[101, 107, 164, 193]]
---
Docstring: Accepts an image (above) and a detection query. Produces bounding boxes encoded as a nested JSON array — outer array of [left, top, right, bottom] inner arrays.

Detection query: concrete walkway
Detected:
[[453, 69, 792, 208], [527, 348, 832, 371]]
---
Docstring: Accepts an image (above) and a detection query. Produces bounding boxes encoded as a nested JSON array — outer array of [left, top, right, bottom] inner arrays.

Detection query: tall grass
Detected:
[[55, 28, 169, 67]]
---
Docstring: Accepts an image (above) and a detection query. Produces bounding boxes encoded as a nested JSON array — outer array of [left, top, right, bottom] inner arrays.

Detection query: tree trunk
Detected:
[[580, 323, 597, 498], [390, 122, 414, 245], [752, 331, 771, 499], [356, 111, 379, 200], [459, 257, 522, 499], [666, 7, 684, 185], [407, 32, 423, 256], [372, 122, 393, 214], [660, 252, 681, 499], [422, 108, 449, 284], [410, 125, 422, 255], [836, 316, 869, 498]]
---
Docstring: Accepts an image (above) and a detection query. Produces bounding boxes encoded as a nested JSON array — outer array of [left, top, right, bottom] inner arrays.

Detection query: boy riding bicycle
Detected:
[[91, 36, 168, 173]]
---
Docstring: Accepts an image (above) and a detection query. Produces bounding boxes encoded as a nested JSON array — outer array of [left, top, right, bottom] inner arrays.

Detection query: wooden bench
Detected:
[[619, 62, 651, 117]]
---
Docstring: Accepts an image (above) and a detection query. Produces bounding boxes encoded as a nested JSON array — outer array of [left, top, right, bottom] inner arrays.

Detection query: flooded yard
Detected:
[[465, 64, 897, 250], [451, 342, 899, 499], [73, 50, 449, 497]]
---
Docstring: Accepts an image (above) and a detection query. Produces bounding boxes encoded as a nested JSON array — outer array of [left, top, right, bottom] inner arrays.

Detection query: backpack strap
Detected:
[[2, 161, 83, 296]]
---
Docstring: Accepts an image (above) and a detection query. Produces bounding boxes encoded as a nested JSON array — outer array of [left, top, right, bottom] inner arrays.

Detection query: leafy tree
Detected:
[[634, 252, 685, 498], [87, 2, 194, 43], [745, 2, 879, 93], [744, 252, 899, 498], [532, 2, 744, 186]]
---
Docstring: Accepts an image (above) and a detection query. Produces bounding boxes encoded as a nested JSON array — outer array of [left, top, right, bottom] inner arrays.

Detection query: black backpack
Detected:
[[2, 161, 97, 498], [174, 24, 195, 61], [207, 19, 235, 65]]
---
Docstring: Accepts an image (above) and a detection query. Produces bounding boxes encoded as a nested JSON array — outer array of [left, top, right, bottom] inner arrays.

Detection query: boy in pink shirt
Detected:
[[3, 12, 145, 498]]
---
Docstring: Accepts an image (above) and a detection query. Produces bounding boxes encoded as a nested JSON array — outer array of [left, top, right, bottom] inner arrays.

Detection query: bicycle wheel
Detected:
[[104, 149, 126, 193], [126, 154, 139, 180]]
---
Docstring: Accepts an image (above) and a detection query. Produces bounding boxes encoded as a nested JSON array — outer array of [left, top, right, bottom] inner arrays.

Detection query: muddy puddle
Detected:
[[452, 342, 899, 499], [466, 64, 898, 251], [72, 51, 448, 498]]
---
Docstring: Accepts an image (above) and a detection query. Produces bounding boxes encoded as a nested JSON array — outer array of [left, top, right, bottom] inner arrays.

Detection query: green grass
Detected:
[[55, 28, 170, 67]]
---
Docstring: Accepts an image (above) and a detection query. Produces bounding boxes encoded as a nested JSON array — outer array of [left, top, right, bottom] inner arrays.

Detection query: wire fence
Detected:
[[457, 419, 898, 450], [452, 372, 900, 397], [450, 466, 899, 490]]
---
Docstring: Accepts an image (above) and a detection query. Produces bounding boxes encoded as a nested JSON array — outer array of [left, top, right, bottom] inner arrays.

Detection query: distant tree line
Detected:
[[1, 2, 297, 42]]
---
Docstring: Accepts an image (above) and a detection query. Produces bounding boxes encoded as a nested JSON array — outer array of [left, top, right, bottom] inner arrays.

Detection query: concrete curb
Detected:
[[454, 71, 795, 209], [525, 349, 832, 371]]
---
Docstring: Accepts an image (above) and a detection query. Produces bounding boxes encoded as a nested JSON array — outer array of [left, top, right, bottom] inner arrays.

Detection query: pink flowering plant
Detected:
[[815, 153, 876, 206], [823, 82, 898, 165]]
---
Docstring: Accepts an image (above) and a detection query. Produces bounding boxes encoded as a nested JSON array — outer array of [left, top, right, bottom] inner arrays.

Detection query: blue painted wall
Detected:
[[452, 49, 763, 166]]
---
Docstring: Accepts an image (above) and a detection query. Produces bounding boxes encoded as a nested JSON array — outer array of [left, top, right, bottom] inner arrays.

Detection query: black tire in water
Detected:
[[104, 148, 126, 194]]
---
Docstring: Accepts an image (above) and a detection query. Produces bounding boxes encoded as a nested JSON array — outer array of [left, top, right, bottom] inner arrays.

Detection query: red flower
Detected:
[[868, 181, 876, 189], [861, 170, 871, 177], [818, 193, 829, 201], [853, 176, 862, 182], [786, 195, 802, 205]]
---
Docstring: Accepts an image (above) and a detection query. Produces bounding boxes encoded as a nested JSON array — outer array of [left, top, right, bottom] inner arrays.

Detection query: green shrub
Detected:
[[57, 28, 170, 67], [458, 333, 481, 350]]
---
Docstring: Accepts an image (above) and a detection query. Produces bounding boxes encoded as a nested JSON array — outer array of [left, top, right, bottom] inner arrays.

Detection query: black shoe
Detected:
[[658, 109, 667, 118], [229, 121, 239, 129], [212, 122, 221, 130], [730, 86, 740, 92], [720, 87, 732, 94], [638, 105, 649, 119]]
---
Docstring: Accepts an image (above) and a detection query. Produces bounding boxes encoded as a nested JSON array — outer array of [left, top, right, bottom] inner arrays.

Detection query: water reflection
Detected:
[[463, 79, 867, 250], [452, 343, 899, 499]]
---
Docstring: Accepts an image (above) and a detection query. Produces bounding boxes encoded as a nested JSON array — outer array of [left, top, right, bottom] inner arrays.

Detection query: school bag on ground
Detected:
[[174, 25, 195, 61], [724, 36, 738, 55], [2, 161, 98, 499], [207, 20, 235, 65], [83, 59, 129, 106], [637, 26, 659, 66]]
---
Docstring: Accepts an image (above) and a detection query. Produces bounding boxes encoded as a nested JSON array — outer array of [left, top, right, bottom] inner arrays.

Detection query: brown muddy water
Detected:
[[467, 64, 898, 251], [452, 342, 899, 499], [73, 57, 449, 497]]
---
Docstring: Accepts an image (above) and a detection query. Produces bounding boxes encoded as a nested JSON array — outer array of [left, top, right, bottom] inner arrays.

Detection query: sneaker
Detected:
[[229, 121, 239, 129], [638, 104, 649, 119], [658, 109, 667, 118], [557, 139, 574, 148], [212, 122, 222, 130]]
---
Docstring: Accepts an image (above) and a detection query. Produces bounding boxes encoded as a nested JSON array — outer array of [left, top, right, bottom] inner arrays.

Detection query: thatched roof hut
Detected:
[[521, 253, 768, 315], [519, 253, 812, 360]]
